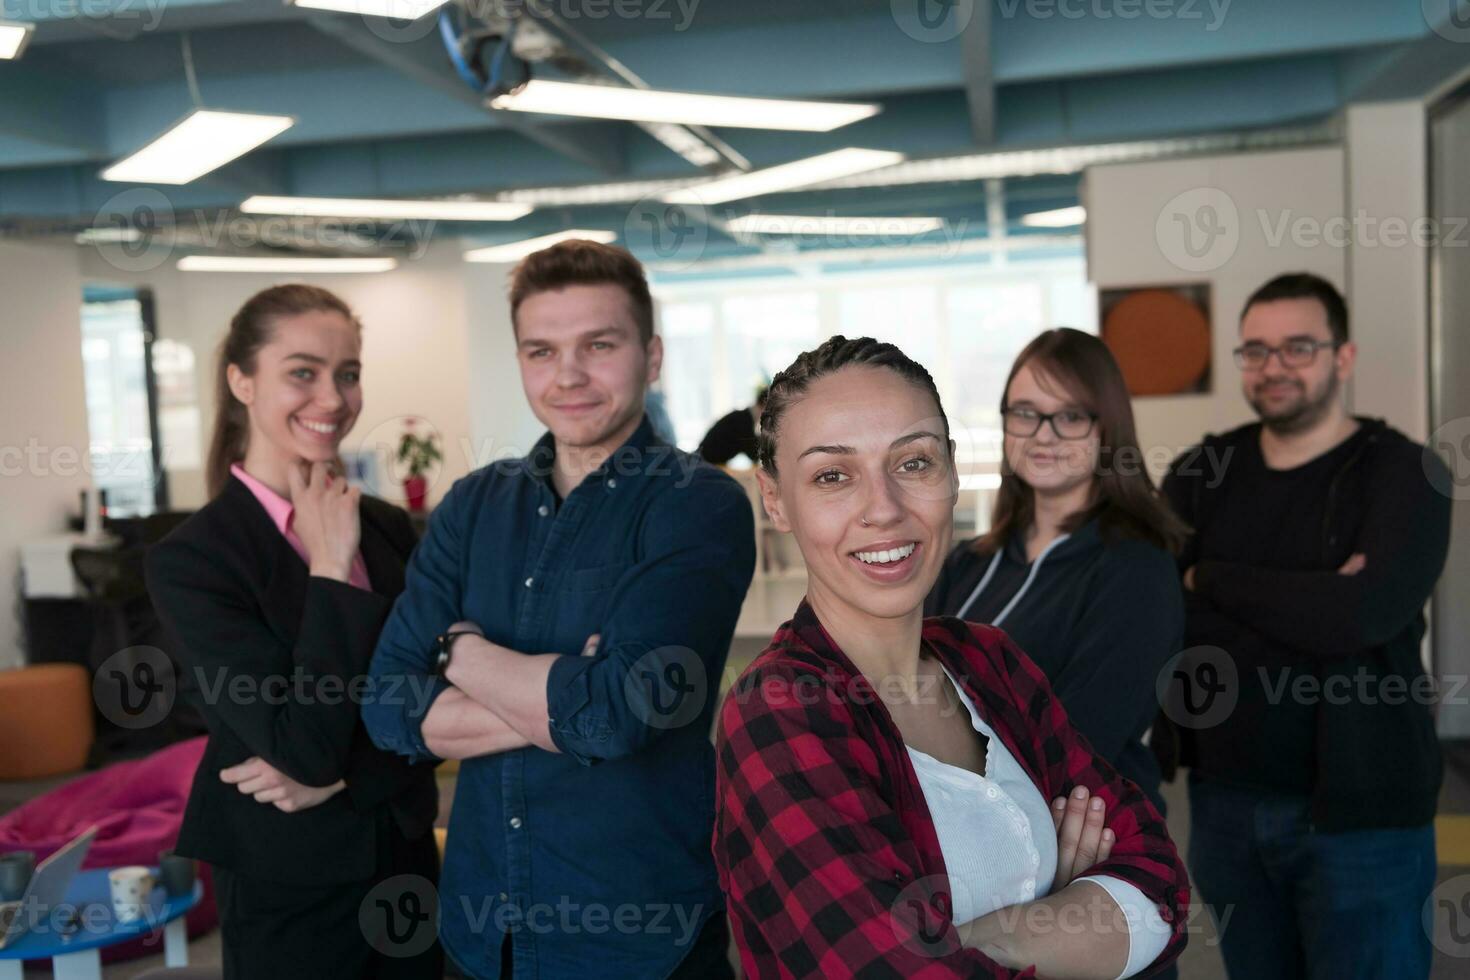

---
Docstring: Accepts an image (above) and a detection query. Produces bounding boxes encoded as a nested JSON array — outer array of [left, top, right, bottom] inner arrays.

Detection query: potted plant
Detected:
[[396, 418, 441, 513]]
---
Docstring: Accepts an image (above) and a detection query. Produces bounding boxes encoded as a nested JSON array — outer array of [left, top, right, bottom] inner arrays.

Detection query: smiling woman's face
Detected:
[[757, 364, 958, 623]]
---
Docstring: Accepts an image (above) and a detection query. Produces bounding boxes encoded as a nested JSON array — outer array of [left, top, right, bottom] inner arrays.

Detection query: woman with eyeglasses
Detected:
[[926, 328, 1189, 815], [714, 335, 1188, 978]]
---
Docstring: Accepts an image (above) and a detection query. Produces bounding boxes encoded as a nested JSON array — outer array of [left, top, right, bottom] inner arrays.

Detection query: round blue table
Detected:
[[0, 867, 203, 980]]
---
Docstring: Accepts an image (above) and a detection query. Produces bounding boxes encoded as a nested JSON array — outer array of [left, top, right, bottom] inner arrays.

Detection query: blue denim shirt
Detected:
[[364, 415, 755, 979]]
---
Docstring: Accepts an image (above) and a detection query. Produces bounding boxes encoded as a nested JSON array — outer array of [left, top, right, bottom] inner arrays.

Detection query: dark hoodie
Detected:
[[926, 517, 1184, 811], [1157, 416, 1451, 832]]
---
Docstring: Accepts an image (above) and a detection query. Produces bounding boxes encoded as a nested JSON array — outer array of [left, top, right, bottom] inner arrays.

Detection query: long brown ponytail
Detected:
[[204, 284, 359, 499]]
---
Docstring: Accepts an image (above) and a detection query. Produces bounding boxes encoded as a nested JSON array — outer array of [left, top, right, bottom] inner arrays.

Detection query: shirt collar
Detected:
[[785, 597, 969, 682], [229, 462, 294, 536], [525, 412, 661, 489]]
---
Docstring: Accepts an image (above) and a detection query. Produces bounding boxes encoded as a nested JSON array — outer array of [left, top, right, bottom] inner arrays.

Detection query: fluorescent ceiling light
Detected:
[[240, 195, 533, 222], [177, 256, 397, 273], [0, 19, 35, 60], [489, 124, 1339, 207], [1020, 206, 1086, 228], [464, 229, 617, 264], [663, 149, 904, 205], [289, 0, 450, 18], [102, 110, 294, 185], [76, 227, 144, 245], [489, 80, 880, 132], [498, 178, 700, 207], [725, 214, 943, 235]]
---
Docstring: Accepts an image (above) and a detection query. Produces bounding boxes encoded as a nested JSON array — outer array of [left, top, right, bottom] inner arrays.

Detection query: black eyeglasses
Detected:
[[1001, 406, 1098, 440], [1233, 339, 1339, 370]]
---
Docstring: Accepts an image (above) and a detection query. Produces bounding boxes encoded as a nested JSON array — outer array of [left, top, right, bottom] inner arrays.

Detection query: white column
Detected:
[[1343, 101, 1431, 441]]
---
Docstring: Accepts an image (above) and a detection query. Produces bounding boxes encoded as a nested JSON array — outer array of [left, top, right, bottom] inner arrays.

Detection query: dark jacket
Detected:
[[145, 475, 439, 885], [1156, 416, 1451, 831], [926, 518, 1184, 810]]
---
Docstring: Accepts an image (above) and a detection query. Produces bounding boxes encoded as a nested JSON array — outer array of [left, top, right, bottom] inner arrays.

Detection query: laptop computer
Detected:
[[0, 826, 98, 950]]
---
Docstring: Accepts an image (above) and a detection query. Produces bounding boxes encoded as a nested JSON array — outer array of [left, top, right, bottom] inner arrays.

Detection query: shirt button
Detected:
[[509, 817, 522, 829], [499, 892, 509, 902], [524, 577, 534, 588], [1023, 878, 1035, 892], [986, 786, 999, 799], [537, 504, 549, 517], [607, 478, 617, 488]]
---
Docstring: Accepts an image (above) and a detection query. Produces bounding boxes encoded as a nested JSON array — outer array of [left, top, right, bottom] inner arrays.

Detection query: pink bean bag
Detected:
[[0, 737, 217, 964]]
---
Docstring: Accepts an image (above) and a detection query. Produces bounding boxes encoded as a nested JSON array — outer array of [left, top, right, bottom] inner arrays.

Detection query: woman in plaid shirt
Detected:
[[714, 336, 1189, 978]]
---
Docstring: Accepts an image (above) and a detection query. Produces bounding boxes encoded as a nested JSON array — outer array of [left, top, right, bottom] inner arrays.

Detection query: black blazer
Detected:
[[145, 475, 438, 886]]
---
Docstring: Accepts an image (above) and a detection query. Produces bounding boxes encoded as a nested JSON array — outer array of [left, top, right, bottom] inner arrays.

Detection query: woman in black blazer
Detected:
[[145, 284, 441, 979]]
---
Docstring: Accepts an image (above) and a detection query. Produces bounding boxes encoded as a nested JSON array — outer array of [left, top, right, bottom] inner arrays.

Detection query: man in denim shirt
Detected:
[[365, 240, 755, 979]]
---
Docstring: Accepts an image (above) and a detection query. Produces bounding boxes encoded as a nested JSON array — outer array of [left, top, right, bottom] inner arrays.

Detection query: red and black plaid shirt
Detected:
[[713, 599, 1189, 978]]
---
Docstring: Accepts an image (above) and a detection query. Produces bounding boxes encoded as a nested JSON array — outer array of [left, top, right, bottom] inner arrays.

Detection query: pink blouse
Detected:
[[230, 463, 372, 592]]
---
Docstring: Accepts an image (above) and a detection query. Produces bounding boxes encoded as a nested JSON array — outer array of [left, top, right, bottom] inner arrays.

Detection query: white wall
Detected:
[[462, 261, 545, 465], [0, 242, 89, 668], [1082, 146, 1349, 468], [80, 240, 493, 510], [1344, 101, 1431, 442]]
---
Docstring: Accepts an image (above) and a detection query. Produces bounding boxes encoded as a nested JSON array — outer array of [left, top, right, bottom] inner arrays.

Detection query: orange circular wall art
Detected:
[[1101, 288, 1211, 396]]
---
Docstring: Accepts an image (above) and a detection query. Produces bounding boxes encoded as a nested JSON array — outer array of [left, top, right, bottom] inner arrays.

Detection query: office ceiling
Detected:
[[1, 0, 1466, 267]]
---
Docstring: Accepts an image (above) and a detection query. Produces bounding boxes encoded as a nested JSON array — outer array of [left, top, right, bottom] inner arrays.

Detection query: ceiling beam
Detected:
[[959, 0, 995, 146], [305, 13, 627, 176]]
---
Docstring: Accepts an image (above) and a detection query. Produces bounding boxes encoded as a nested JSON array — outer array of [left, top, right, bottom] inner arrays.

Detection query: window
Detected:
[[654, 258, 1094, 468], [80, 290, 169, 516]]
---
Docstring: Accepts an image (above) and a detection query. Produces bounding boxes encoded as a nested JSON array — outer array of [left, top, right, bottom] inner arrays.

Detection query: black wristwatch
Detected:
[[434, 630, 479, 678]]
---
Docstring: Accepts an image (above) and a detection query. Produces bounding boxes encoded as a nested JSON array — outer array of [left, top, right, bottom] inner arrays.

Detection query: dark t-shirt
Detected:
[[697, 408, 758, 465], [1188, 424, 1373, 794]]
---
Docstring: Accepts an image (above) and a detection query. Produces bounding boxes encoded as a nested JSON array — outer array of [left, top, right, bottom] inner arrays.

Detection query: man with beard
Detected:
[[1157, 273, 1451, 979]]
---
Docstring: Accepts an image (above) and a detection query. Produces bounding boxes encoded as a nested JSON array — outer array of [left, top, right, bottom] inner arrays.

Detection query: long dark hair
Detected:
[[205, 284, 359, 499], [975, 328, 1188, 556]]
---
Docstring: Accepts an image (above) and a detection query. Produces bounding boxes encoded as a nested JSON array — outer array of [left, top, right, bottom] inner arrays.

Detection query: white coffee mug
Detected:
[[109, 866, 156, 923]]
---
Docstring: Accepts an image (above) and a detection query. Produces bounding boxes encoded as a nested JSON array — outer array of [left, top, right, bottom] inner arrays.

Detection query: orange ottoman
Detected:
[[0, 664, 94, 779]]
